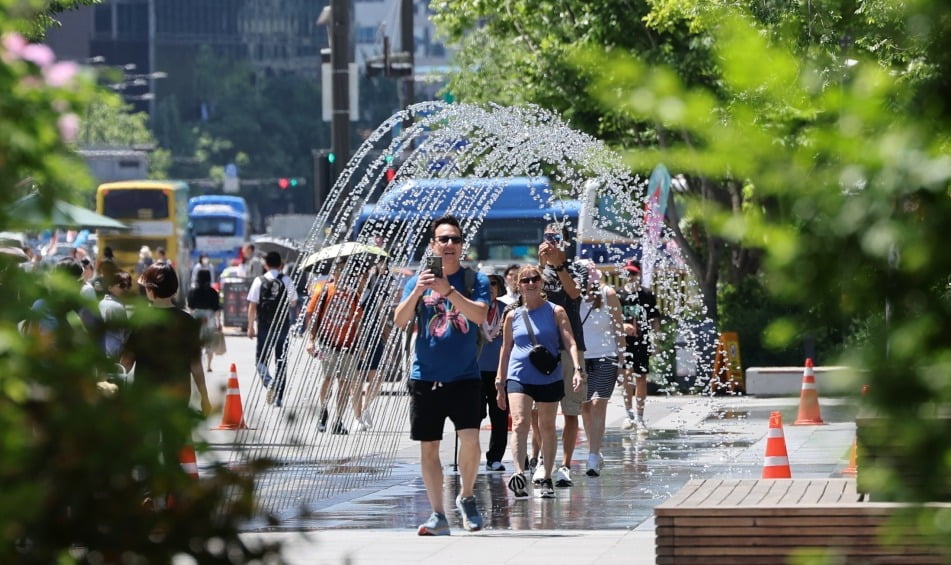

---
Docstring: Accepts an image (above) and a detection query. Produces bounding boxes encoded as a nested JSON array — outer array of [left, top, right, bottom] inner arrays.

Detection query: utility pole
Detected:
[[330, 0, 350, 184], [400, 0, 414, 116]]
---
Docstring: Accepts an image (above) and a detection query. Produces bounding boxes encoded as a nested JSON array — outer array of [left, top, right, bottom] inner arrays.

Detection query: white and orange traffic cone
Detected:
[[179, 445, 199, 480], [215, 363, 249, 430], [842, 385, 869, 476], [793, 358, 825, 425], [763, 411, 792, 479]]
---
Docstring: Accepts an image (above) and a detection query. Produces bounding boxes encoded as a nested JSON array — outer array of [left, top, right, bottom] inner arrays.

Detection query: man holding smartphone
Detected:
[[535, 221, 588, 488], [394, 214, 490, 536]]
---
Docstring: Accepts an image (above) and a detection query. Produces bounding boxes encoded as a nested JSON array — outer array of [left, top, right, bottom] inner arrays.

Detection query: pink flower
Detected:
[[20, 43, 55, 68], [58, 113, 80, 143], [1, 33, 27, 61], [44, 61, 78, 87]]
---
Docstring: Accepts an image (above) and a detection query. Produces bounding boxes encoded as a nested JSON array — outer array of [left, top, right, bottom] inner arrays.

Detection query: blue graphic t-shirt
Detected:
[[402, 268, 490, 382]]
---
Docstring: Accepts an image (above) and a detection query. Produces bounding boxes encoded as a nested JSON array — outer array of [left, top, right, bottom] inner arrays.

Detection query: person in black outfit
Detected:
[[617, 260, 661, 432], [187, 269, 222, 372]]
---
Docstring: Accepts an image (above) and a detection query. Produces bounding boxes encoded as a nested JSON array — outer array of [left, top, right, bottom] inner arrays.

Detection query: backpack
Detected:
[[313, 283, 363, 350], [257, 274, 287, 325]]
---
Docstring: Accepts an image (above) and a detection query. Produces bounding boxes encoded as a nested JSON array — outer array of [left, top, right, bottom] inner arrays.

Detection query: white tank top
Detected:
[[580, 286, 619, 359]]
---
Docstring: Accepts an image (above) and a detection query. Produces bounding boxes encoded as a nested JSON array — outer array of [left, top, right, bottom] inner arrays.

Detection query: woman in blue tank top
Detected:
[[495, 265, 583, 499]]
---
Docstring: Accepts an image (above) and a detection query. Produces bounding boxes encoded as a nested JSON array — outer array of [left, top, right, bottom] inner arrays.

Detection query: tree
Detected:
[[432, 0, 935, 361], [580, 0, 951, 518], [0, 8, 279, 562]]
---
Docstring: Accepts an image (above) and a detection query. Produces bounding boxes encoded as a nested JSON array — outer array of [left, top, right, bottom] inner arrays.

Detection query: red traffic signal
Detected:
[[385, 168, 396, 183], [278, 177, 290, 190]]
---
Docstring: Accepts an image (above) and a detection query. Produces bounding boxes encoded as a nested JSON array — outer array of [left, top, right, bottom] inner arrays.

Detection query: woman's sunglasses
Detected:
[[519, 275, 541, 284]]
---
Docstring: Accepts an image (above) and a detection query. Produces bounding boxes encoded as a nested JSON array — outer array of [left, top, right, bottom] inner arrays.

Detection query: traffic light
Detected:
[[278, 177, 290, 190], [314, 150, 334, 209], [384, 154, 396, 183]]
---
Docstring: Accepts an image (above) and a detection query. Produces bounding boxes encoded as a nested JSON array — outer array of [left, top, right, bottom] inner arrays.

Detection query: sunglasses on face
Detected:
[[434, 235, 463, 244], [543, 233, 562, 243], [519, 275, 542, 285], [490, 281, 500, 287]]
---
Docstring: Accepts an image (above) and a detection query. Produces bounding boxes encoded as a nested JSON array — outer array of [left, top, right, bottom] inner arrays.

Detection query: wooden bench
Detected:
[[655, 478, 950, 564]]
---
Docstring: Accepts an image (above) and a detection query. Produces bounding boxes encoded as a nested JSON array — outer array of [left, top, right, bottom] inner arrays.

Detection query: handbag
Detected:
[[211, 327, 227, 355], [520, 308, 560, 375]]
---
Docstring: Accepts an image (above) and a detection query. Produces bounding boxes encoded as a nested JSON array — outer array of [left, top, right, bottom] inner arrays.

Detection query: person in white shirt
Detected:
[[246, 251, 298, 407], [577, 260, 625, 477]]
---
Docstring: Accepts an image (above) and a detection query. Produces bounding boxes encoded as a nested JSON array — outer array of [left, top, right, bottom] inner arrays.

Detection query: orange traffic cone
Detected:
[[793, 358, 825, 425], [842, 385, 869, 476], [179, 445, 199, 479], [763, 411, 792, 478], [215, 363, 249, 430]]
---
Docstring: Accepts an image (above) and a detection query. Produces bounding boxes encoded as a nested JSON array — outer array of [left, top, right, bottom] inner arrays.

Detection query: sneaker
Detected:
[[621, 417, 635, 431], [417, 511, 450, 536], [257, 363, 272, 387], [486, 461, 506, 472], [265, 386, 275, 405], [586, 453, 604, 477], [635, 417, 649, 434], [536, 478, 555, 498], [554, 465, 573, 487], [455, 495, 483, 531], [507, 472, 529, 498], [318, 408, 329, 433], [532, 463, 546, 485], [331, 420, 349, 435], [355, 419, 368, 432]]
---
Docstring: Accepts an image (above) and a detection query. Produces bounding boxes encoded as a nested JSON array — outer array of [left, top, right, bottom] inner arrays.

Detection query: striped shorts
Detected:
[[585, 356, 619, 401]]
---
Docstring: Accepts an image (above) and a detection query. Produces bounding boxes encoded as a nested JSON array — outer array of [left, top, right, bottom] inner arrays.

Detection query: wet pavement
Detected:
[[196, 334, 858, 563]]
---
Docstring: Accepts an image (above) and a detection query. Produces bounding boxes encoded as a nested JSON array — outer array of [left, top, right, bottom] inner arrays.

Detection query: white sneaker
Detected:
[[553, 465, 573, 487], [532, 463, 546, 485], [585, 453, 604, 477], [635, 417, 649, 434], [355, 419, 369, 432], [621, 417, 635, 430]]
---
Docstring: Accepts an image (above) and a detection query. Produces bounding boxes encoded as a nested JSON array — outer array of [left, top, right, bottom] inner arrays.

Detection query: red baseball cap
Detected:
[[624, 259, 640, 274]]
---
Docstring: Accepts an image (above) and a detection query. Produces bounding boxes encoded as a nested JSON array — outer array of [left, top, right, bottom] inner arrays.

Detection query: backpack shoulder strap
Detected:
[[462, 267, 475, 298]]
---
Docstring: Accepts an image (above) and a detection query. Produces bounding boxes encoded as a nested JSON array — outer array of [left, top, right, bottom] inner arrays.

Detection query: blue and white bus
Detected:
[[352, 177, 575, 270], [187, 195, 250, 276], [351, 176, 640, 272]]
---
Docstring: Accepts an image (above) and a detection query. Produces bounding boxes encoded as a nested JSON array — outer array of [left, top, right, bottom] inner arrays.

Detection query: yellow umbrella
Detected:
[[301, 242, 388, 270]]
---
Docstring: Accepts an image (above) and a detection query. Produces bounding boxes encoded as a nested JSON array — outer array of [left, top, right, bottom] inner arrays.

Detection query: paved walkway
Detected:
[[195, 334, 856, 564]]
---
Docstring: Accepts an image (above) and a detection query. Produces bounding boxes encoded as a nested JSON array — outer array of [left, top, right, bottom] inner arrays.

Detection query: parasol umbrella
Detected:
[[9, 193, 129, 231], [301, 241, 388, 270], [251, 235, 302, 264]]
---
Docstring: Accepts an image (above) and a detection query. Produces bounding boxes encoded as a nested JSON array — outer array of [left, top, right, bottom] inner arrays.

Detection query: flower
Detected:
[[58, 113, 80, 143], [1, 32, 27, 63], [44, 61, 78, 87], [19, 43, 55, 68]]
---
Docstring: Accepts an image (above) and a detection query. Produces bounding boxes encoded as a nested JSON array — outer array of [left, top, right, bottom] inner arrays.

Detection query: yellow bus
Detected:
[[95, 180, 192, 281]]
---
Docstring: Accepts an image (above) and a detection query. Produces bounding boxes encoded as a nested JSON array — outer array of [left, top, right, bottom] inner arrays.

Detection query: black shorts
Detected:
[[409, 378, 482, 442], [357, 339, 385, 370], [625, 337, 650, 374], [505, 379, 565, 403]]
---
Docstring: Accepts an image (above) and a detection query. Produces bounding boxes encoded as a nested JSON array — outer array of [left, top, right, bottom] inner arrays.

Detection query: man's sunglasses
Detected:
[[434, 235, 463, 244], [519, 275, 541, 284]]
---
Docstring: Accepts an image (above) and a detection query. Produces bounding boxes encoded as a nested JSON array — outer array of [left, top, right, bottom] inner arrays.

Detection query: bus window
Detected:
[[101, 190, 170, 220], [192, 217, 238, 237]]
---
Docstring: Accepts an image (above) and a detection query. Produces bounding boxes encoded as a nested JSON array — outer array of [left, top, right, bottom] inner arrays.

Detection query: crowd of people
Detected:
[[377, 215, 662, 536], [9, 221, 663, 537]]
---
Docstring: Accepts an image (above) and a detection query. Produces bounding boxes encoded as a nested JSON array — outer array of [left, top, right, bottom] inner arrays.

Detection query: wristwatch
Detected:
[[552, 264, 565, 272]]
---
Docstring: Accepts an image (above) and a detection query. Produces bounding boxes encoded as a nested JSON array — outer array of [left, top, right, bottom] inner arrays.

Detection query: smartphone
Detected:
[[425, 256, 443, 278], [544, 232, 563, 245]]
